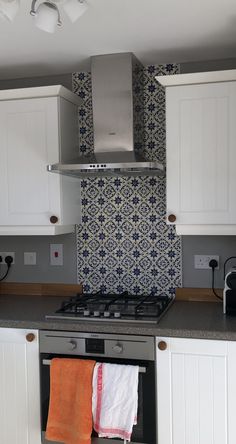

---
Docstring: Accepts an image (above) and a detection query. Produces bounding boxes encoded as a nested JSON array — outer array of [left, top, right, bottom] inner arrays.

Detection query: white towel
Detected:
[[92, 362, 139, 441]]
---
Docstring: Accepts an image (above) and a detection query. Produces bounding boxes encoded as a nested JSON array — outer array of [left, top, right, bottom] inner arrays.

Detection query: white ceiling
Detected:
[[1, 0, 236, 79]]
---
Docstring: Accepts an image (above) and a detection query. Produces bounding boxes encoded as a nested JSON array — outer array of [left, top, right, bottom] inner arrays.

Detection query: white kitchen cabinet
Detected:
[[156, 336, 236, 444], [0, 85, 82, 235], [0, 328, 41, 444], [156, 70, 236, 235]]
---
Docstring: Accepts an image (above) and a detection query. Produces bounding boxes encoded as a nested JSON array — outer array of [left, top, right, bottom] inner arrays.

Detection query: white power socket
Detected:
[[194, 255, 219, 270], [0, 252, 15, 265]]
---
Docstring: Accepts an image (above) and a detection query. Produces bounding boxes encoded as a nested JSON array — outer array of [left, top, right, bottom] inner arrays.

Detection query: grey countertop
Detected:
[[1, 294, 236, 340]]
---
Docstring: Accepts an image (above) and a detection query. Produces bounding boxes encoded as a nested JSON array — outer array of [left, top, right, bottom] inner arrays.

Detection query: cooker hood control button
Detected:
[[112, 344, 123, 354], [68, 340, 77, 350], [94, 311, 100, 317], [104, 311, 110, 317], [84, 310, 90, 316]]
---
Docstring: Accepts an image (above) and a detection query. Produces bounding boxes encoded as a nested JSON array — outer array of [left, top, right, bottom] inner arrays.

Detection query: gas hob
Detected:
[[46, 292, 175, 324]]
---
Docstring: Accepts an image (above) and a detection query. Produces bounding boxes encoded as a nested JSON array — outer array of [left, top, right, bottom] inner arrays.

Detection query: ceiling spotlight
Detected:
[[0, 0, 20, 22], [63, 0, 88, 23], [30, 0, 62, 33], [0, 0, 88, 32]]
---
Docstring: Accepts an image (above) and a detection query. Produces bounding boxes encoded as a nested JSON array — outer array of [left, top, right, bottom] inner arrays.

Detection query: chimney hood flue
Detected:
[[48, 52, 165, 178]]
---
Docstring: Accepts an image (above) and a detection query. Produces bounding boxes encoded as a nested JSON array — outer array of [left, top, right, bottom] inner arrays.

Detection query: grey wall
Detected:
[[0, 72, 77, 283], [1, 59, 236, 288], [180, 59, 236, 289], [0, 233, 77, 283], [182, 237, 236, 289], [181, 58, 236, 74], [0, 73, 72, 90]]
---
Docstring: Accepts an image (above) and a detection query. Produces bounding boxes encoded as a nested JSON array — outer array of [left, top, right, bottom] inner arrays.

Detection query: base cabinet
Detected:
[[156, 337, 236, 444], [0, 328, 41, 444]]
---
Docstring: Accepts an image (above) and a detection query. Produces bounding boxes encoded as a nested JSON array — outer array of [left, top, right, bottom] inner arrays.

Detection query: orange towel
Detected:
[[46, 358, 96, 444]]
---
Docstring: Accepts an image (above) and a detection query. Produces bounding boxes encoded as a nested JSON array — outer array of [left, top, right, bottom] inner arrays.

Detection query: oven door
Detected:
[[40, 352, 156, 444]]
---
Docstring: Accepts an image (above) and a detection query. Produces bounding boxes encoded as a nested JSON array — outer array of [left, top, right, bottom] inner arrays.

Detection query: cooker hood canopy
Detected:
[[48, 52, 165, 178]]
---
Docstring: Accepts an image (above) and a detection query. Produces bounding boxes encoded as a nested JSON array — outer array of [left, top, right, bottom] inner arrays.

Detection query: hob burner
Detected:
[[46, 291, 175, 324]]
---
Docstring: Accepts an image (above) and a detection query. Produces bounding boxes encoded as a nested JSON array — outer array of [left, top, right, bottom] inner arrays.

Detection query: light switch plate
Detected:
[[24, 252, 36, 265]]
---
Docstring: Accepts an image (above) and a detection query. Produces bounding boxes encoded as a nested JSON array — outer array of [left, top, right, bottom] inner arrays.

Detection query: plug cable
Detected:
[[209, 259, 223, 301], [0, 256, 13, 282]]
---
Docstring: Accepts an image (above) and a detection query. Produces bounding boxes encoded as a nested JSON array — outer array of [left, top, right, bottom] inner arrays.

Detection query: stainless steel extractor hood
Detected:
[[48, 53, 165, 178]]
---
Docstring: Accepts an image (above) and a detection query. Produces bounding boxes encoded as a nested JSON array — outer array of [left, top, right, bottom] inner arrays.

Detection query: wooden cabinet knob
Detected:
[[26, 333, 35, 342], [50, 215, 58, 224], [158, 341, 167, 351], [168, 214, 176, 223]]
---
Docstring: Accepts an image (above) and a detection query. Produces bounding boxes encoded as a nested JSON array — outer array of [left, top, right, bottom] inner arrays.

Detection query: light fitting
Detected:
[[0, 0, 88, 33], [30, 0, 62, 33], [62, 0, 88, 23], [0, 0, 19, 22]]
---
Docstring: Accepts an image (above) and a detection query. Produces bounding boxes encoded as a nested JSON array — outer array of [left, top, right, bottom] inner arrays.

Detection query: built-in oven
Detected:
[[39, 330, 156, 444]]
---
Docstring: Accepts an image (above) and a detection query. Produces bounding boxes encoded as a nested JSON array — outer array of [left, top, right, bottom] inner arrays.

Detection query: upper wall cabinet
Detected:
[[0, 86, 82, 235], [156, 70, 236, 235]]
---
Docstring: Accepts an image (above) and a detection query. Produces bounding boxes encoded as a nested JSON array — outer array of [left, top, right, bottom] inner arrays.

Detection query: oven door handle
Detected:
[[42, 359, 147, 373]]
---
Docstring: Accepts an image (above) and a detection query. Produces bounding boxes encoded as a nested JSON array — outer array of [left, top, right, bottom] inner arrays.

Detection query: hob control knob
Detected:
[[69, 340, 77, 350], [112, 344, 123, 354], [104, 311, 110, 317], [114, 312, 121, 318], [94, 311, 100, 317]]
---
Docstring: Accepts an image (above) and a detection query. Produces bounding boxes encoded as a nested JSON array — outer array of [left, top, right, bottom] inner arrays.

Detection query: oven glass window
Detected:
[[40, 353, 156, 444]]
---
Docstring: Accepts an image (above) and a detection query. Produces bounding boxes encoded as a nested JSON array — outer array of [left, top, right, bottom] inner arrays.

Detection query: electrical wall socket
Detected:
[[194, 255, 219, 270], [0, 252, 15, 265]]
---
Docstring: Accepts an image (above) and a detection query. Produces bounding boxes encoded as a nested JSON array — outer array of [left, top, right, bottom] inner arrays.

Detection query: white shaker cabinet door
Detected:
[[0, 97, 61, 226], [156, 337, 233, 444], [166, 81, 236, 227], [0, 328, 41, 444]]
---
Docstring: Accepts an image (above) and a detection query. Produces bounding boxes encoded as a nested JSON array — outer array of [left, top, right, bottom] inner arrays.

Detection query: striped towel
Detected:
[[92, 363, 139, 441]]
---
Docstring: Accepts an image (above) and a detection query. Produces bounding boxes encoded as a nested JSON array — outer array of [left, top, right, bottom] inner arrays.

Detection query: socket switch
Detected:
[[0, 252, 15, 265], [24, 252, 36, 265], [194, 255, 219, 270], [50, 244, 63, 266]]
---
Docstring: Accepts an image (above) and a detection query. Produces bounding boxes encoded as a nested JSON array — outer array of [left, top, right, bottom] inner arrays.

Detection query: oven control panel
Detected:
[[39, 330, 155, 361]]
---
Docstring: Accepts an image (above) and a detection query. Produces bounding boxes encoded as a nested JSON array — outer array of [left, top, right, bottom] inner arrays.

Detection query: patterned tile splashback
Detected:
[[72, 63, 182, 295]]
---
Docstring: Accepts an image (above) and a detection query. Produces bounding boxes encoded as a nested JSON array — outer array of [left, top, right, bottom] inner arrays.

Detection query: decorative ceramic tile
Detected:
[[73, 63, 182, 296]]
